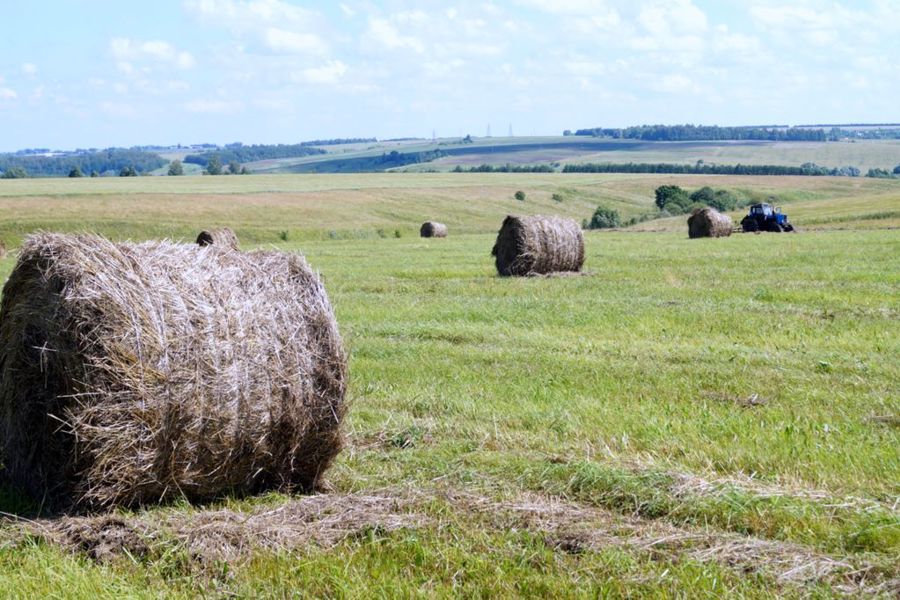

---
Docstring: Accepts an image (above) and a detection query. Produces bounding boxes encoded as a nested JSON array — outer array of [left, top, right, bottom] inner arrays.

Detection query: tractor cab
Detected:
[[741, 203, 794, 232]]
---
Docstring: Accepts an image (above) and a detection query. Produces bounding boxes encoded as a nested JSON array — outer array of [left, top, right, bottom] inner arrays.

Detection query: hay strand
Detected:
[[196, 227, 240, 250], [491, 215, 585, 276], [687, 207, 733, 238], [419, 222, 448, 238], [0, 233, 347, 509]]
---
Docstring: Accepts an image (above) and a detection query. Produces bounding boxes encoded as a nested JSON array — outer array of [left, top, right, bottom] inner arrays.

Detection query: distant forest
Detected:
[[184, 144, 326, 167], [570, 124, 900, 141], [0, 148, 166, 177]]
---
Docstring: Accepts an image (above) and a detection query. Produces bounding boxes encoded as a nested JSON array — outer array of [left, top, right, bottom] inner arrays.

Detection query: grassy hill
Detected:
[[0, 174, 897, 597]]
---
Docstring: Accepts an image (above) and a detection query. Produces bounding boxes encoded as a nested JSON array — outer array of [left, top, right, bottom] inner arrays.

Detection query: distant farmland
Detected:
[[240, 136, 900, 174]]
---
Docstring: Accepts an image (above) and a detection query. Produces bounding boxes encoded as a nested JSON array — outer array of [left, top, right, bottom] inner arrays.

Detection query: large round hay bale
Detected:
[[0, 233, 347, 509], [687, 207, 733, 238], [491, 215, 585, 276], [196, 227, 239, 250], [420, 221, 448, 238]]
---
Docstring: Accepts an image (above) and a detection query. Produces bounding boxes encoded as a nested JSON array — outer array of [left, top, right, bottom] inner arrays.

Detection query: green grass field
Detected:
[[0, 174, 898, 598]]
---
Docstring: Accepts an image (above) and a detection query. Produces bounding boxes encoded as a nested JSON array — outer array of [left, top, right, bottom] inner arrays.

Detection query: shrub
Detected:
[[1, 167, 28, 179], [278, 230, 289, 242], [551, 193, 564, 203], [587, 206, 621, 229], [514, 190, 526, 201]]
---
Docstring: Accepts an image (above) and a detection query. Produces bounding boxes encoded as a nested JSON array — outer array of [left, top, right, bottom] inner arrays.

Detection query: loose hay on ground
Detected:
[[0, 233, 347, 509], [196, 227, 240, 250], [491, 215, 585, 276], [419, 221, 448, 238], [687, 207, 733, 238]]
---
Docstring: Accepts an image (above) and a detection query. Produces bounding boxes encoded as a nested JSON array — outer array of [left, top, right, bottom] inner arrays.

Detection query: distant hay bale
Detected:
[[687, 207, 733, 239], [0, 233, 347, 509], [196, 227, 239, 250], [420, 221, 448, 238], [491, 215, 585, 276]]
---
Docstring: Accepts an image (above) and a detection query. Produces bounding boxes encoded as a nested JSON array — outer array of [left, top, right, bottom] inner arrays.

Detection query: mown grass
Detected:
[[0, 175, 897, 597]]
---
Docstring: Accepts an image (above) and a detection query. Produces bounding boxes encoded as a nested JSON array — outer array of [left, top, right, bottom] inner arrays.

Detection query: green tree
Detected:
[[168, 159, 184, 176], [893, 164, 900, 175], [514, 190, 526, 201], [0, 166, 28, 179], [68, 166, 83, 178], [119, 165, 137, 177], [689, 186, 715, 206], [587, 205, 621, 229], [206, 155, 223, 175], [240, 166, 250, 175], [228, 160, 241, 175], [90, 170, 99, 177], [654, 185, 690, 212]]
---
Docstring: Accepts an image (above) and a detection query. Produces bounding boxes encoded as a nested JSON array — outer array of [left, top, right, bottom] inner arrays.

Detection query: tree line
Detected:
[[451, 163, 555, 173], [570, 124, 829, 141], [184, 144, 327, 167], [561, 162, 863, 176], [0, 148, 166, 177]]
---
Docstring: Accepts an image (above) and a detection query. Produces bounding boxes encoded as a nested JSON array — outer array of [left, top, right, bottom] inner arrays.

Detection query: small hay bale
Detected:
[[491, 215, 585, 276], [687, 207, 733, 239], [420, 221, 448, 238], [0, 233, 347, 509], [196, 227, 240, 250]]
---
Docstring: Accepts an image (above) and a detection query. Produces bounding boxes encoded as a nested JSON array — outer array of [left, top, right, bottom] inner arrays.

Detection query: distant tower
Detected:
[[508, 123, 513, 137], [487, 123, 491, 138]]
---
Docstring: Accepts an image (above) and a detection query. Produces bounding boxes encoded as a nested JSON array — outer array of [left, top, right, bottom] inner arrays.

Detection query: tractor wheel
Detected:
[[741, 217, 759, 233], [766, 221, 783, 233], [782, 223, 795, 232]]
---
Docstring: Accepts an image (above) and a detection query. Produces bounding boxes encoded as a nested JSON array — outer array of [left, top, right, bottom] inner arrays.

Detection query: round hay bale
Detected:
[[196, 227, 239, 250], [0, 233, 347, 509], [491, 215, 585, 276], [420, 221, 448, 238], [687, 207, 733, 239]]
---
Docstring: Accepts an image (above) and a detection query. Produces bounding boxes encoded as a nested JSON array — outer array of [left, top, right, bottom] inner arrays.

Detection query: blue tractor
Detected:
[[740, 203, 795, 233]]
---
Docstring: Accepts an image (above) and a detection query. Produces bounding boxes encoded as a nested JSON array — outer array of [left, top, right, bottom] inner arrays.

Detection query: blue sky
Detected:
[[0, 0, 897, 151]]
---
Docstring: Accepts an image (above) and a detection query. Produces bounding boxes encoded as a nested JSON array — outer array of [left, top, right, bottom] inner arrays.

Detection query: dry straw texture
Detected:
[[0, 233, 347, 509], [687, 207, 733, 238], [491, 215, 585, 276], [196, 227, 240, 250], [419, 221, 448, 238]]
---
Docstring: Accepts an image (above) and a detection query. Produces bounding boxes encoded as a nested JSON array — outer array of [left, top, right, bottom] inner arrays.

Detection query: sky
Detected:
[[0, 0, 898, 151]]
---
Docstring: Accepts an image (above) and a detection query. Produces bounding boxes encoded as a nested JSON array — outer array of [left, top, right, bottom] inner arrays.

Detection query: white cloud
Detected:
[[110, 38, 195, 69], [263, 27, 326, 54], [298, 60, 348, 84], [339, 3, 356, 18], [21, 63, 38, 76], [366, 17, 425, 53], [639, 0, 707, 35], [184, 98, 243, 114], [0, 88, 17, 100]]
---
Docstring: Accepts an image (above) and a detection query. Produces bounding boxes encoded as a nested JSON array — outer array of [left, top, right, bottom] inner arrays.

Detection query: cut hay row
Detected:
[[687, 207, 733, 238], [491, 215, 585, 276], [10, 488, 894, 594], [420, 221, 448, 238], [0, 233, 347, 509], [196, 227, 240, 250]]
